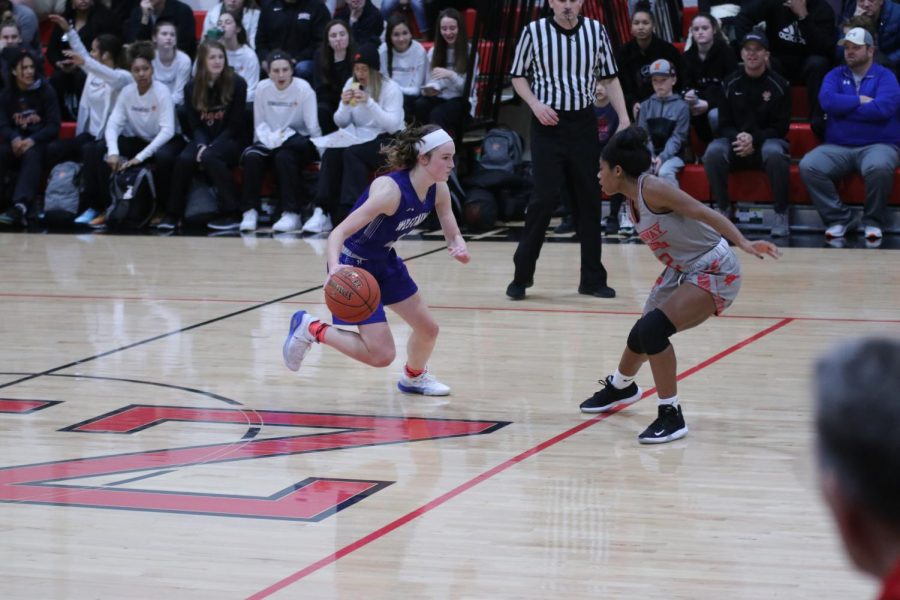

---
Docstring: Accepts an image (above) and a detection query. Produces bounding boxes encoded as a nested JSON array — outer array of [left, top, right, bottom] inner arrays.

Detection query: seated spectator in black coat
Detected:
[[256, 0, 329, 82], [702, 30, 792, 234], [163, 40, 248, 230], [125, 0, 197, 59], [47, 0, 119, 121], [334, 0, 383, 47], [681, 11, 738, 141], [616, 1, 682, 121], [0, 49, 60, 227], [314, 19, 354, 134], [158, 40, 247, 230], [733, 0, 835, 135]]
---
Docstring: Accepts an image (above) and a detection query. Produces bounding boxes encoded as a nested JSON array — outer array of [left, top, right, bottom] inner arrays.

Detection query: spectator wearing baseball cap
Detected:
[[312, 42, 404, 226], [702, 29, 793, 236], [799, 26, 900, 241], [637, 58, 690, 188], [733, 0, 836, 137]]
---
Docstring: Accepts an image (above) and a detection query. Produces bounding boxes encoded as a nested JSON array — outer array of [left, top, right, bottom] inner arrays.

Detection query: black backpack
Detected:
[[107, 165, 156, 229]]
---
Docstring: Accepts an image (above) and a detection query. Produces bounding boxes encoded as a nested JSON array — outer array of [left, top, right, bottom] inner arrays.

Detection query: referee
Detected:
[[506, 0, 630, 301]]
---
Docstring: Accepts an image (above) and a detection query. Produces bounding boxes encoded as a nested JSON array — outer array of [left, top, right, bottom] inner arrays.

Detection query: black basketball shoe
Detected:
[[580, 376, 642, 413], [638, 404, 688, 444]]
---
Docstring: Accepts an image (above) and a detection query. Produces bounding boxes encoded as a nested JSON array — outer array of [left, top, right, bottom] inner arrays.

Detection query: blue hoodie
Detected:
[[819, 62, 900, 147]]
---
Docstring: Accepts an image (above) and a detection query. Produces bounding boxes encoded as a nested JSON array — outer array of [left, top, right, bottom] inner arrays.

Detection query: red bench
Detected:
[[679, 163, 900, 206]]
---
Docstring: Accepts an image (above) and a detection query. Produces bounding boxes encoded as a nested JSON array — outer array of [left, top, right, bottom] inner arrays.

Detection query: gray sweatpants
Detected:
[[702, 138, 791, 212], [798, 143, 899, 228]]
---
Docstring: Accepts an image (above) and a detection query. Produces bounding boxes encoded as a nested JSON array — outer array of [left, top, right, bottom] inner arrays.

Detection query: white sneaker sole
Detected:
[[638, 425, 688, 445], [580, 386, 643, 414], [397, 382, 451, 396]]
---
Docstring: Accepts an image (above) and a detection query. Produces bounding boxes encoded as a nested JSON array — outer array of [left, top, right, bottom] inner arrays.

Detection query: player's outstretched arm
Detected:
[[434, 182, 469, 264], [325, 176, 402, 273], [642, 175, 782, 260]]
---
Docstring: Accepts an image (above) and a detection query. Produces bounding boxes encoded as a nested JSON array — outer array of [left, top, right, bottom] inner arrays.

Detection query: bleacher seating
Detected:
[[682, 5, 697, 40], [60, 122, 76, 140], [195, 11, 205, 41], [17, 3, 898, 231]]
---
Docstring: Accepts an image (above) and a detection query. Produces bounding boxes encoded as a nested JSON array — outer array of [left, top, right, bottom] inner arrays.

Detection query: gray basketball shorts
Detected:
[[644, 239, 742, 316]]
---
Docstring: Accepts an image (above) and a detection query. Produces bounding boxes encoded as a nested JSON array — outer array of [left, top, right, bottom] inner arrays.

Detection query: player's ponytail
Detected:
[[381, 123, 444, 171], [602, 126, 652, 178]]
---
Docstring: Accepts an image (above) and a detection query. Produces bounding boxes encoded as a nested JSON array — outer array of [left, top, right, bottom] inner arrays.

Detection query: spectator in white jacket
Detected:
[[239, 50, 320, 233], [45, 15, 132, 225], [81, 41, 184, 227], [216, 9, 258, 102], [415, 8, 475, 135], [201, 0, 259, 49], [314, 43, 404, 226], [151, 19, 191, 106], [379, 13, 426, 123]]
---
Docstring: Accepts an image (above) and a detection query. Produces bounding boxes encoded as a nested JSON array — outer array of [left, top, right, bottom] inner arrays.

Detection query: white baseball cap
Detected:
[[838, 27, 875, 47]]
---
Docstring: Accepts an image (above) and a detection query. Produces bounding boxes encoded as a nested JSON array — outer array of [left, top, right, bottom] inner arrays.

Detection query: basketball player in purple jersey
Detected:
[[282, 125, 470, 396], [580, 127, 780, 443]]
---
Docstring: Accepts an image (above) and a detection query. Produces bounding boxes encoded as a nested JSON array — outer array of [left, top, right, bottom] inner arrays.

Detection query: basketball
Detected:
[[324, 267, 381, 323]]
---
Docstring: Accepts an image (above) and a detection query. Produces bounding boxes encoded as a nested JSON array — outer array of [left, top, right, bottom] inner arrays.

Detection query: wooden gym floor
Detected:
[[1, 230, 896, 599]]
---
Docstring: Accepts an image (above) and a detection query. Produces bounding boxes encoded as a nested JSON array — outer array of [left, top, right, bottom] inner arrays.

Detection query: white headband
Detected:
[[416, 129, 453, 155]]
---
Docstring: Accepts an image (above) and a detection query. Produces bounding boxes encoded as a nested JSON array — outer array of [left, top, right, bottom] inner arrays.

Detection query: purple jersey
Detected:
[[342, 169, 437, 262]]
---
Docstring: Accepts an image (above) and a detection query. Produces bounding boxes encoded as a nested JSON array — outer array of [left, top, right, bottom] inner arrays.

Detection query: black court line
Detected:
[[0, 245, 450, 393], [105, 470, 177, 487]]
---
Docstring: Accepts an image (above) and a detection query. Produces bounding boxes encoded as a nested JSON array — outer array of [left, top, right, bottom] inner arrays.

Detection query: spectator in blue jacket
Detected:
[[799, 27, 900, 241], [840, 0, 900, 76]]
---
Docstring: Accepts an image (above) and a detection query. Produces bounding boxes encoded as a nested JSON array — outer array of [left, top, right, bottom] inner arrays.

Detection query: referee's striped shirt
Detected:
[[510, 16, 618, 112]]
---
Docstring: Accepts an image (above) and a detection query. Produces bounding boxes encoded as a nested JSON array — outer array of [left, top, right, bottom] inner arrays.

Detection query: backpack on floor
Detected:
[[479, 127, 523, 173], [183, 176, 219, 226], [43, 161, 81, 228], [107, 165, 156, 230]]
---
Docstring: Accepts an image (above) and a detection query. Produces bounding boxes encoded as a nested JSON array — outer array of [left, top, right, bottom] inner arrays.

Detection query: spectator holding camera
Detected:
[[46, 0, 118, 121], [314, 43, 404, 227], [44, 15, 132, 224]]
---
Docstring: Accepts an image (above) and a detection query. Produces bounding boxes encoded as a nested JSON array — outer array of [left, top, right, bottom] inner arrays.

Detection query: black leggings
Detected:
[[168, 139, 243, 217]]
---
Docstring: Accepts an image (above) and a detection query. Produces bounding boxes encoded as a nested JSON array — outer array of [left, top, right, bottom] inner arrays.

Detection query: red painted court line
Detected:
[[2, 292, 899, 324], [247, 317, 795, 599]]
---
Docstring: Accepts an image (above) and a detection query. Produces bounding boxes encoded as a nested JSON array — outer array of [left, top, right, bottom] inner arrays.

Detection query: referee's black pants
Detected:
[[513, 108, 609, 290]]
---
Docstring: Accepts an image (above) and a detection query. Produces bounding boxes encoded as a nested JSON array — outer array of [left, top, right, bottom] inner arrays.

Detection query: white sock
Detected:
[[610, 369, 634, 389], [658, 395, 679, 408]]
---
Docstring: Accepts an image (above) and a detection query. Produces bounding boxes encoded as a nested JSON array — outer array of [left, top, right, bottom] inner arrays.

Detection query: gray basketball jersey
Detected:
[[629, 174, 723, 272]]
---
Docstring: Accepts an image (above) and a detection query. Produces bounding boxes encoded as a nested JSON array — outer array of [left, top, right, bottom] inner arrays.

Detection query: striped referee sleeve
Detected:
[[509, 18, 619, 111]]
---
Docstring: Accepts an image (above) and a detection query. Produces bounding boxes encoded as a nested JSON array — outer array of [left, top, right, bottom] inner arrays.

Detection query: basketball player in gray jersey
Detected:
[[579, 126, 781, 444]]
